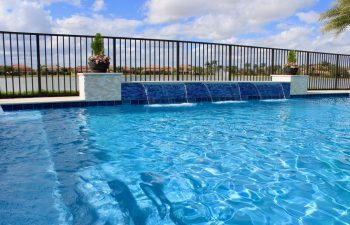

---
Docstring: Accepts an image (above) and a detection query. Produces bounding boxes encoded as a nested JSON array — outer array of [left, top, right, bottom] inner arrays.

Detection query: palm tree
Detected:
[[320, 0, 350, 35]]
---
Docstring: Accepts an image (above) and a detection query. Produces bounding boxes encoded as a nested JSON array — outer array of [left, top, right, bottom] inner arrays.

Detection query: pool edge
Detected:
[[1, 93, 349, 111]]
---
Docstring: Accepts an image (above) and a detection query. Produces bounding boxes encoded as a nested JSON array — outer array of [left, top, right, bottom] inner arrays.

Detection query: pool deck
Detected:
[[307, 90, 350, 95], [0, 90, 349, 106], [0, 96, 85, 105]]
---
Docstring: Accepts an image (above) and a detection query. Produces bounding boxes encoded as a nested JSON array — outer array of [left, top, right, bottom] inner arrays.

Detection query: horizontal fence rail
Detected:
[[0, 31, 350, 98]]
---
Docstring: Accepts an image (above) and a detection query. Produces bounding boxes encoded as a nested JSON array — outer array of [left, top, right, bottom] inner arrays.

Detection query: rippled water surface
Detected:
[[1, 98, 350, 225]]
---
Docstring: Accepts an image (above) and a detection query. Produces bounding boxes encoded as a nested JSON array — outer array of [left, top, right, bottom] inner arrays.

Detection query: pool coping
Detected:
[[0, 91, 349, 111], [292, 90, 350, 98]]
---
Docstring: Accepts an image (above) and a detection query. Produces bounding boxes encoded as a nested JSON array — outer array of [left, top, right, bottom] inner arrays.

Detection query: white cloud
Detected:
[[0, 0, 53, 33], [0, 0, 141, 36], [54, 15, 142, 36], [145, 0, 316, 24], [144, 0, 316, 40], [240, 26, 350, 54], [145, 0, 210, 24], [92, 0, 105, 12], [242, 26, 315, 49], [297, 11, 320, 24], [43, 0, 81, 5]]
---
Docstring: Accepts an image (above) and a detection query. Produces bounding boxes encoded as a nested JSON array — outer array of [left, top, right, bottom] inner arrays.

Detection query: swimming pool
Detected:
[[1, 98, 350, 225]]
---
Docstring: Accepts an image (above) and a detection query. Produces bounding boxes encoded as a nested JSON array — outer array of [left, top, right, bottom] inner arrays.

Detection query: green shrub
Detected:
[[287, 50, 297, 64], [91, 33, 104, 55]]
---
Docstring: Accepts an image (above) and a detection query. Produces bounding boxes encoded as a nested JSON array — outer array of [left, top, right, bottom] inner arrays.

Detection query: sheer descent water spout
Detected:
[[280, 84, 286, 99], [141, 84, 150, 105], [203, 84, 213, 102], [252, 83, 262, 100], [183, 84, 189, 103]]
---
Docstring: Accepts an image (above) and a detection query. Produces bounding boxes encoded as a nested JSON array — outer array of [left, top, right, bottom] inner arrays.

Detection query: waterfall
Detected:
[[141, 84, 150, 104], [0, 105, 3, 114], [252, 83, 262, 100], [203, 84, 213, 102], [280, 84, 286, 99], [183, 84, 189, 103], [232, 83, 243, 101], [160, 85, 170, 103]]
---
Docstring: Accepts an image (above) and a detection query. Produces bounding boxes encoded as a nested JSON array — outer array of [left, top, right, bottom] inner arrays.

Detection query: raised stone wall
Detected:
[[78, 73, 122, 101], [271, 75, 309, 96], [77, 73, 295, 105]]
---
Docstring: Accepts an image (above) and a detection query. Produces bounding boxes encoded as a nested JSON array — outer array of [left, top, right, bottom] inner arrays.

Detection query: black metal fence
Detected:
[[0, 31, 349, 98]]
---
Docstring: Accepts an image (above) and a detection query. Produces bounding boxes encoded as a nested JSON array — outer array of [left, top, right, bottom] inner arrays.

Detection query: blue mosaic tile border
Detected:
[[122, 82, 291, 104], [1, 100, 122, 111]]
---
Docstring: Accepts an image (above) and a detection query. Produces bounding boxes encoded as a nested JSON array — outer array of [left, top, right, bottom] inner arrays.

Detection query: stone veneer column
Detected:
[[78, 73, 122, 101], [271, 75, 309, 96]]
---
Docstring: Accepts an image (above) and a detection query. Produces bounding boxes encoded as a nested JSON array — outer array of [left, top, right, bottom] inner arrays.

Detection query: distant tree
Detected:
[[320, 0, 350, 35], [0, 66, 12, 73], [244, 63, 251, 68], [205, 60, 218, 75], [320, 61, 331, 67], [40, 65, 48, 73], [61, 67, 69, 74]]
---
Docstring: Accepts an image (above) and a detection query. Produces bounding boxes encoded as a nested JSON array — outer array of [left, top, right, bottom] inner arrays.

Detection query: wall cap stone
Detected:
[[271, 75, 309, 78], [78, 73, 122, 76]]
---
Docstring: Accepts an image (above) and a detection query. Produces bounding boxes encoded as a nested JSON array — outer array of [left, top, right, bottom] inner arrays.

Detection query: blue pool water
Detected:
[[1, 98, 350, 225]]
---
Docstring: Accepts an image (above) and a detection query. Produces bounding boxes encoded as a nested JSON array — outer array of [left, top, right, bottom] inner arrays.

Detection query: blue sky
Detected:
[[0, 0, 349, 53], [48, 0, 146, 20]]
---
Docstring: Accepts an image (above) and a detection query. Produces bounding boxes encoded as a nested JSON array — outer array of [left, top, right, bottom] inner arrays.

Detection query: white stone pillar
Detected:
[[78, 73, 122, 101], [271, 75, 309, 96]]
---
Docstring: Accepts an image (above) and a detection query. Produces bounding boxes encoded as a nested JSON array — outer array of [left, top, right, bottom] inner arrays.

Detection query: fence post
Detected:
[[36, 34, 41, 93], [229, 45, 232, 81], [335, 54, 340, 89], [271, 48, 275, 75], [176, 41, 180, 81], [306, 52, 310, 75], [113, 38, 117, 73]]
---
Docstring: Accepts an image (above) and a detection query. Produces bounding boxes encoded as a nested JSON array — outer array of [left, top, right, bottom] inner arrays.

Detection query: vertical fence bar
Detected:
[[63, 36, 66, 92], [44, 35, 48, 92], [22, 34, 28, 94], [36, 34, 41, 93], [2, 33, 8, 94], [229, 45, 232, 81], [74, 37, 77, 91], [68, 36, 71, 93], [30, 35, 34, 93], [51, 36, 54, 91], [57, 36, 60, 92], [306, 52, 310, 75], [176, 41, 180, 81], [16, 34, 21, 94], [335, 54, 339, 89], [10, 34, 14, 94], [271, 48, 275, 75], [130, 39, 132, 81], [159, 40, 161, 81], [113, 38, 117, 73]]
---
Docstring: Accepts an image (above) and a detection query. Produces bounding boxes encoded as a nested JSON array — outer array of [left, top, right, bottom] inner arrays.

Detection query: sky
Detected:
[[0, 0, 349, 54]]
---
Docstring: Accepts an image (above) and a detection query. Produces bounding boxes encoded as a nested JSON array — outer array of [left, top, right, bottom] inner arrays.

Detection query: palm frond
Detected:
[[320, 0, 350, 35]]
